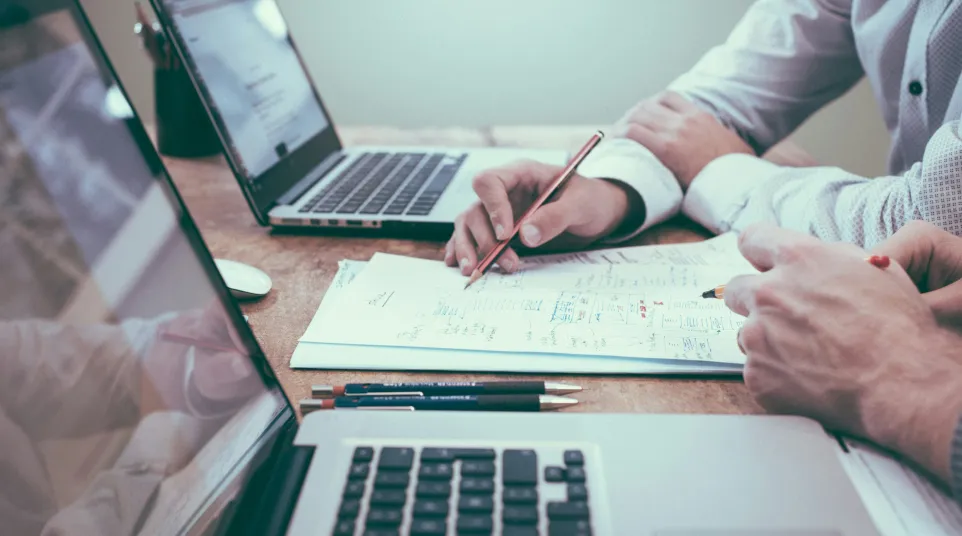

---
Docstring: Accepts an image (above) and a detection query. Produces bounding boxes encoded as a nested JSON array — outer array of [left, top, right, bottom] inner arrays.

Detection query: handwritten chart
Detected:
[[301, 235, 755, 364]]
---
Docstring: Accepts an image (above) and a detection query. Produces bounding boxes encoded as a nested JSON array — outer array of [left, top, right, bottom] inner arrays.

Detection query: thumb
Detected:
[[519, 197, 585, 248], [923, 281, 962, 327]]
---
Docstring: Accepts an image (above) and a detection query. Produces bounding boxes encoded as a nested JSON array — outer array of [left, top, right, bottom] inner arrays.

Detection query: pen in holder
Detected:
[[154, 65, 221, 158]]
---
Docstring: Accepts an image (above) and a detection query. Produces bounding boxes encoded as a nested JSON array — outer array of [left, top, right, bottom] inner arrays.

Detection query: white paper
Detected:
[[837, 439, 962, 536], [301, 235, 753, 364]]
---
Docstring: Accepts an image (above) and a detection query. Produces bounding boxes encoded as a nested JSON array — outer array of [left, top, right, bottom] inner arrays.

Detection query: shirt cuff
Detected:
[[575, 138, 683, 243], [682, 153, 780, 234]]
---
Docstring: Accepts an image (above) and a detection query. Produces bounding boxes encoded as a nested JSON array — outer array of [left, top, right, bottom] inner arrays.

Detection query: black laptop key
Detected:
[[563, 450, 584, 466], [338, 499, 360, 518], [461, 460, 495, 476], [567, 483, 588, 501], [410, 518, 446, 535], [502, 486, 537, 504], [502, 449, 538, 486], [549, 520, 592, 536], [567, 466, 586, 482], [348, 463, 370, 480], [420, 447, 455, 462], [547, 501, 590, 520], [458, 495, 494, 513], [374, 472, 410, 488], [353, 447, 374, 462], [423, 163, 460, 194], [456, 515, 493, 533], [503, 527, 539, 536], [370, 489, 407, 507], [363, 529, 399, 536], [366, 508, 403, 526], [378, 447, 414, 471], [503, 505, 539, 525], [460, 478, 494, 494], [419, 463, 453, 480], [413, 499, 449, 517], [453, 448, 496, 460], [544, 466, 565, 482], [332, 519, 355, 535], [343, 480, 366, 498], [416, 481, 451, 498]]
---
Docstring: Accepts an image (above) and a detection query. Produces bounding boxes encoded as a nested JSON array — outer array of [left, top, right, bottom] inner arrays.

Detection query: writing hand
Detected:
[[871, 220, 962, 328], [723, 223, 962, 486], [445, 160, 638, 275], [619, 91, 754, 190]]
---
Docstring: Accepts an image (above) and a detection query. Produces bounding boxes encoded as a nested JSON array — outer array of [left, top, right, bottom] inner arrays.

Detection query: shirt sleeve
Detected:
[[682, 118, 962, 247], [667, 0, 864, 155]]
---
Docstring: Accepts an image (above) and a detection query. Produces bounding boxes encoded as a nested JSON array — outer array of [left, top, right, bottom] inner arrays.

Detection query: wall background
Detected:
[[80, 0, 890, 176]]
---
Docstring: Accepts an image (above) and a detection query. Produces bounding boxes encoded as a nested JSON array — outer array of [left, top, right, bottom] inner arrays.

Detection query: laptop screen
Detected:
[[156, 0, 342, 218], [0, 1, 290, 534]]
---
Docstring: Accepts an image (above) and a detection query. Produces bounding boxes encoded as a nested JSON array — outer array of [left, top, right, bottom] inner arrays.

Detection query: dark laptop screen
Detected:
[[156, 0, 342, 219], [0, 2, 289, 534]]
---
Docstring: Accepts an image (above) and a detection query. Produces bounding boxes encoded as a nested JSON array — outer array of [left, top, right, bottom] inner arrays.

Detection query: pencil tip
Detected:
[[464, 271, 482, 290], [700, 289, 715, 299]]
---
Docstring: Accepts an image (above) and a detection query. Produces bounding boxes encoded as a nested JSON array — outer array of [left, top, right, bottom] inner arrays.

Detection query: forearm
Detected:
[[683, 120, 962, 248]]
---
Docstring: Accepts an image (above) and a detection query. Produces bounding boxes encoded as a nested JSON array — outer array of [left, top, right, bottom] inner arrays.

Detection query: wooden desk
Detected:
[[163, 126, 761, 415]]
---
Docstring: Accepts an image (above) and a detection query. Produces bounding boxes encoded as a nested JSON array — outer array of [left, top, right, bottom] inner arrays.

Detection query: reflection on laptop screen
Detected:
[[0, 4, 287, 534], [162, 0, 330, 183]]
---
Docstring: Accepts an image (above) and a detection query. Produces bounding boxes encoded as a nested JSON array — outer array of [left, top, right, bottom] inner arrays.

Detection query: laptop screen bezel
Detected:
[[2, 0, 300, 531], [148, 0, 343, 225]]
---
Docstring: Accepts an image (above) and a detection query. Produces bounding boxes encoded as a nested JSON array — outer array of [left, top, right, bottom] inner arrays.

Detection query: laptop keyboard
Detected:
[[298, 152, 466, 217], [332, 446, 593, 536]]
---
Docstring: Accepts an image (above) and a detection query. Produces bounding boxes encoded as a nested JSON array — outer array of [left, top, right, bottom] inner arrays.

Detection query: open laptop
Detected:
[[0, 1, 882, 534], [146, 0, 567, 236]]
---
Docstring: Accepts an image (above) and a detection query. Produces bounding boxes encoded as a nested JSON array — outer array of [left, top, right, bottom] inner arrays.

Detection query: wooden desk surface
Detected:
[[163, 126, 760, 415]]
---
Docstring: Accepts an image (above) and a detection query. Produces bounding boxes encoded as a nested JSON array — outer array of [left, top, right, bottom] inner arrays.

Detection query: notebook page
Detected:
[[301, 235, 754, 364]]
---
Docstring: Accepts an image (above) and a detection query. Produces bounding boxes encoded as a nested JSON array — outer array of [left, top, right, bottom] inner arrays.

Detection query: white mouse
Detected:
[[214, 259, 272, 300]]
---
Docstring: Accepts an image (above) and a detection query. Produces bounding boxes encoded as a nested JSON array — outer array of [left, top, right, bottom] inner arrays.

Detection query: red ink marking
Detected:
[[868, 255, 890, 269], [654, 301, 664, 305]]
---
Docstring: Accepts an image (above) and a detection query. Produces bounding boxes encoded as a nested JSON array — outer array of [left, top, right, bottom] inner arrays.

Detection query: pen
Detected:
[[299, 395, 578, 413], [464, 131, 605, 289], [700, 254, 892, 299], [311, 381, 582, 398]]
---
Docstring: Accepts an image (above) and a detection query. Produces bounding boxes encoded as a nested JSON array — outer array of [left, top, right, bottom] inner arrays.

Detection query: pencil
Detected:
[[699, 255, 892, 299], [464, 130, 605, 289]]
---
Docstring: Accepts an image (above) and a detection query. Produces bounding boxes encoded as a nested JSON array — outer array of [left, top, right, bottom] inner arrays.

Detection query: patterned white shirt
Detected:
[[578, 0, 962, 248]]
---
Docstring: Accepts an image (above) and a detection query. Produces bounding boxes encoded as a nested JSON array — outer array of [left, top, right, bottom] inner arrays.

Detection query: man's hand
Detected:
[[620, 91, 754, 189], [723, 223, 962, 486], [444, 160, 641, 275], [872, 220, 962, 328]]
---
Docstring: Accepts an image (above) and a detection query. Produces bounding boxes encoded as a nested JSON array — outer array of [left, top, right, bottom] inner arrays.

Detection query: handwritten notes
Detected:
[[300, 234, 754, 364]]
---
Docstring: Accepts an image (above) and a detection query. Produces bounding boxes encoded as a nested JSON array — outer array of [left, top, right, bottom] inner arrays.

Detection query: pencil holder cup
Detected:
[[155, 67, 220, 158]]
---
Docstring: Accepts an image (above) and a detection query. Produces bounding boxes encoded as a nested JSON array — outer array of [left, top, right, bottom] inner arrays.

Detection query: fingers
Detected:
[[624, 123, 665, 154], [518, 193, 589, 248], [872, 220, 962, 291], [723, 274, 762, 317], [452, 216, 479, 275], [444, 239, 456, 266], [472, 161, 563, 240], [449, 207, 523, 275], [658, 91, 698, 113], [736, 223, 819, 272], [923, 281, 962, 326]]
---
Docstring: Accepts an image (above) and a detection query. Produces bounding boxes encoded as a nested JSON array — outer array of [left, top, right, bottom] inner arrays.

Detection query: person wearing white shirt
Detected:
[[444, 0, 962, 274]]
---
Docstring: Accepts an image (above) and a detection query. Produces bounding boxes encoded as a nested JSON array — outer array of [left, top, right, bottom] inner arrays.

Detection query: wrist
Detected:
[[862, 328, 962, 484], [599, 178, 645, 237]]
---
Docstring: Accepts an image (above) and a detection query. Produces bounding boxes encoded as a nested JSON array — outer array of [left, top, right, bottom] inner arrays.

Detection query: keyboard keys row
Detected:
[[544, 465, 586, 482], [382, 154, 445, 215]]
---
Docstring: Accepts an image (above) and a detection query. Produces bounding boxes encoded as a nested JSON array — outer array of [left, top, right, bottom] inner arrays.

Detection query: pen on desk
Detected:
[[464, 130, 605, 290], [311, 381, 582, 398], [699, 255, 892, 299], [299, 395, 578, 413]]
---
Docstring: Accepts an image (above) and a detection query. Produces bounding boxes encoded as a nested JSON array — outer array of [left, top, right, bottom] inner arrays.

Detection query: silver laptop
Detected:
[[149, 0, 567, 236], [0, 2, 880, 534]]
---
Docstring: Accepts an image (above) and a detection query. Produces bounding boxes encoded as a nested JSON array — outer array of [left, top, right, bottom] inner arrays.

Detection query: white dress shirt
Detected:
[[578, 0, 962, 248]]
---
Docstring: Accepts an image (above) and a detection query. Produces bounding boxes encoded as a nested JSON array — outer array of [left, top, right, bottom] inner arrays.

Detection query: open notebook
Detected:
[[291, 234, 752, 374]]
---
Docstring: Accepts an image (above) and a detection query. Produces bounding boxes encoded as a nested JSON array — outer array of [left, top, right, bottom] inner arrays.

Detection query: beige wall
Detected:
[[81, 0, 890, 176]]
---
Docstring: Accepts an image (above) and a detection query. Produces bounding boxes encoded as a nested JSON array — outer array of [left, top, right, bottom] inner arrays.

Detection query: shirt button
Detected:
[[908, 80, 923, 96]]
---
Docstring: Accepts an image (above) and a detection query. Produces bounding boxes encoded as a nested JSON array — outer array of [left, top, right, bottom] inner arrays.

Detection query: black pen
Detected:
[[299, 395, 577, 413], [311, 381, 582, 398]]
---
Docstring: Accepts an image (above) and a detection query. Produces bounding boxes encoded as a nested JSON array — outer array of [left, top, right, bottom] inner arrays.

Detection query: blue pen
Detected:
[[299, 394, 577, 413]]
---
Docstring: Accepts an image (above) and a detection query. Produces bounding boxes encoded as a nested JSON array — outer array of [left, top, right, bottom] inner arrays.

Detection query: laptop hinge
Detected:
[[277, 152, 347, 207], [222, 421, 315, 536]]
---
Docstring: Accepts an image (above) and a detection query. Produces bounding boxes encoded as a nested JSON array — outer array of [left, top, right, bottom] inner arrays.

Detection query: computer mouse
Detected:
[[214, 259, 272, 300]]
